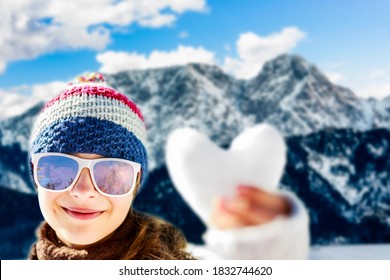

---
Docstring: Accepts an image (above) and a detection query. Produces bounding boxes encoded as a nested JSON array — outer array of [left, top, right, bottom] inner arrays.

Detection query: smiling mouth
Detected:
[[63, 207, 104, 220]]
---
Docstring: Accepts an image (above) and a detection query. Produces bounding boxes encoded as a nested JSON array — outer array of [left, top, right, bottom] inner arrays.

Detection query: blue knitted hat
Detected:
[[30, 73, 148, 188]]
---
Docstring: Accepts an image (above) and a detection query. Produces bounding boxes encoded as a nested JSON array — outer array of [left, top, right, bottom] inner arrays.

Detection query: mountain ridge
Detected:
[[1, 54, 389, 192]]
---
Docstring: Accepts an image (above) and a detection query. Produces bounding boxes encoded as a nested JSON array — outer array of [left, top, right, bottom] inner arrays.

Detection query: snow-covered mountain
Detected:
[[105, 63, 252, 170], [102, 55, 388, 170], [283, 128, 390, 244], [0, 103, 43, 192], [1, 54, 389, 192], [371, 96, 390, 127], [1, 54, 388, 176], [243, 55, 374, 134]]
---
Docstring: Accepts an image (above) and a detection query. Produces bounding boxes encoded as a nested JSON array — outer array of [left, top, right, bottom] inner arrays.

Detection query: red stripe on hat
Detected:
[[43, 85, 144, 122]]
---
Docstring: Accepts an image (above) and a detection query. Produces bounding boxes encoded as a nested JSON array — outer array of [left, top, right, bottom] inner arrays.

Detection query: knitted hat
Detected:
[[30, 72, 148, 188]]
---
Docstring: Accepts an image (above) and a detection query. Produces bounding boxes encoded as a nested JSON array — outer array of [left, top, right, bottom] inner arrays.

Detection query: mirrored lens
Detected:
[[36, 155, 79, 191], [93, 161, 134, 195]]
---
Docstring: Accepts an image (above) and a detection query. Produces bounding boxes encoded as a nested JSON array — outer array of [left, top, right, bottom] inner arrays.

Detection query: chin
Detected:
[[58, 228, 109, 249]]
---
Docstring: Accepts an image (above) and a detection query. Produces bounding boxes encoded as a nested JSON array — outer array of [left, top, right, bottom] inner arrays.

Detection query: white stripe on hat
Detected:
[[31, 94, 146, 145]]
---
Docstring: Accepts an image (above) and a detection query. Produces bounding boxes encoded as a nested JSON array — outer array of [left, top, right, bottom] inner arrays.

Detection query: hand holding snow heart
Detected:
[[165, 124, 291, 229]]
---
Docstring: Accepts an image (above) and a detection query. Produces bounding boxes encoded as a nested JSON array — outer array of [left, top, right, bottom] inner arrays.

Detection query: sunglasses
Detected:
[[31, 153, 141, 197]]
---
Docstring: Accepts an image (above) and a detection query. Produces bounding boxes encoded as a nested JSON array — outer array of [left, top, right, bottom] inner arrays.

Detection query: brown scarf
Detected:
[[29, 213, 137, 260], [29, 211, 196, 260]]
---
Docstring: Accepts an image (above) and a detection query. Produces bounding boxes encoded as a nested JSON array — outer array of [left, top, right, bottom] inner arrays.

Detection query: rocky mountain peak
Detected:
[[258, 54, 311, 81]]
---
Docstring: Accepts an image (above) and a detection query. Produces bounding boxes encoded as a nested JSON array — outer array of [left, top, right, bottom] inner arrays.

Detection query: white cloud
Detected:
[[0, 92, 38, 119], [222, 27, 306, 79], [321, 61, 347, 84], [178, 31, 189, 38], [355, 83, 390, 100], [96, 27, 306, 77], [97, 45, 215, 73], [138, 13, 177, 28], [0, 0, 207, 74], [351, 69, 390, 99], [318, 67, 390, 99], [0, 81, 68, 119], [367, 69, 390, 81], [324, 71, 344, 83], [31, 81, 69, 100], [323, 62, 347, 69], [0, 61, 6, 74]]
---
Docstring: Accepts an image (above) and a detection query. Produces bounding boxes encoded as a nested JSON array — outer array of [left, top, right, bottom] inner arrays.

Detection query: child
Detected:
[[28, 73, 309, 260]]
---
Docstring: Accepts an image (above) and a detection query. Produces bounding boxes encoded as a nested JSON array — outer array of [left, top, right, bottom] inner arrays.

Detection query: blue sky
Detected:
[[1, 0, 390, 118]]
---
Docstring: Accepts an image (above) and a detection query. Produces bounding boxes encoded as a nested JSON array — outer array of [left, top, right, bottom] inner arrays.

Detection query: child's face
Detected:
[[37, 153, 134, 249]]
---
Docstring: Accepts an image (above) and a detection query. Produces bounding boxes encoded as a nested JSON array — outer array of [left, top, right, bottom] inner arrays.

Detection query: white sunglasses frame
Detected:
[[31, 152, 141, 197]]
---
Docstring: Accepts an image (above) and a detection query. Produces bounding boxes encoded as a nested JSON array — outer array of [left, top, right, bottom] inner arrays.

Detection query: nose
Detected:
[[69, 168, 100, 199]]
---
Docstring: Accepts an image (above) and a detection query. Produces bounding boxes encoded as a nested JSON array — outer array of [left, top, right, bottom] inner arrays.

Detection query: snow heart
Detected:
[[165, 124, 287, 226]]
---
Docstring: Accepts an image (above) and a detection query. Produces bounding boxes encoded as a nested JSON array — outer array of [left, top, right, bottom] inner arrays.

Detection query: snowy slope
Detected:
[[243, 55, 373, 135]]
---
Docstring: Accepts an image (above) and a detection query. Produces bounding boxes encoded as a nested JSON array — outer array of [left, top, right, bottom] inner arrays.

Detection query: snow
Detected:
[[310, 244, 390, 259], [360, 99, 375, 127], [269, 74, 289, 86], [279, 78, 306, 110], [0, 169, 32, 193], [0, 94, 40, 120], [367, 142, 386, 157], [305, 147, 369, 206], [141, 71, 161, 94], [188, 65, 224, 97], [0, 128, 30, 152]]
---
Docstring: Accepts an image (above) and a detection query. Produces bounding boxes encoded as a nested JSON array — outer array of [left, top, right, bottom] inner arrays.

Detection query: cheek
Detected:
[[109, 196, 133, 220], [37, 189, 61, 218]]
